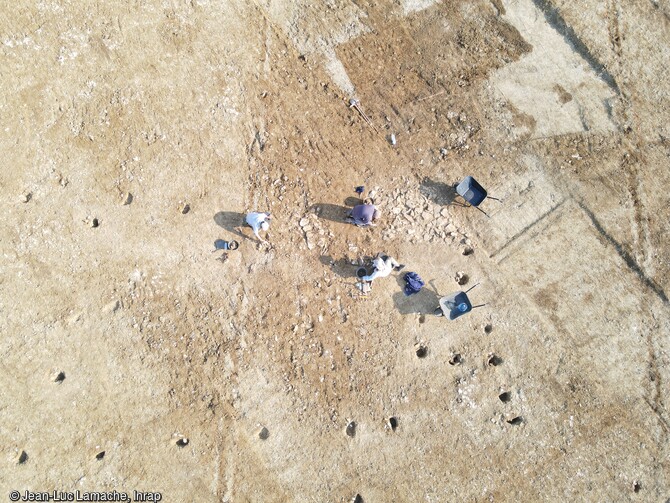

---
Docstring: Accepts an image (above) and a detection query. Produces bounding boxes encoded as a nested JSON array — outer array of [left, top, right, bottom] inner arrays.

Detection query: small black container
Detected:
[[215, 239, 239, 251]]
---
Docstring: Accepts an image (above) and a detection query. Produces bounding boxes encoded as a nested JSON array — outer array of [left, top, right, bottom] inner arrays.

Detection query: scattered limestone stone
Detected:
[[356, 282, 371, 294], [102, 300, 120, 313], [455, 271, 468, 285]]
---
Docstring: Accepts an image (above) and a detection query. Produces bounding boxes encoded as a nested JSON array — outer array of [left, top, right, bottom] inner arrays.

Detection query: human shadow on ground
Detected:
[[213, 211, 253, 242], [392, 274, 441, 315], [320, 255, 377, 279], [319, 255, 357, 279], [311, 203, 350, 224], [344, 196, 362, 208], [419, 177, 461, 206]]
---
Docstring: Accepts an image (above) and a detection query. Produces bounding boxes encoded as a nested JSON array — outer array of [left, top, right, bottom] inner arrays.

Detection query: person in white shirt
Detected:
[[362, 254, 403, 282], [245, 211, 271, 242]]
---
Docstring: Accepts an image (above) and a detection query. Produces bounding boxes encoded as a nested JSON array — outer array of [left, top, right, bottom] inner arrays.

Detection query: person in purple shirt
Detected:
[[347, 198, 380, 227]]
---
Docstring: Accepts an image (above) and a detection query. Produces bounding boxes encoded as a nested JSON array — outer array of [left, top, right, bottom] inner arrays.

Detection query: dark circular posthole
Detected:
[[418, 315, 426, 324], [259, 427, 270, 440], [484, 324, 493, 334], [506, 416, 523, 425], [462, 246, 474, 256], [346, 421, 356, 437], [95, 451, 105, 460], [353, 495, 364, 503], [53, 371, 66, 383], [487, 354, 502, 366], [388, 417, 398, 431], [455, 273, 469, 285], [448, 353, 462, 365], [498, 391, 511, 403], [633, 480, 641, 493], [176, 437, 189, 447], [91, 218, 99, 228], [415, 344, 428, 358]]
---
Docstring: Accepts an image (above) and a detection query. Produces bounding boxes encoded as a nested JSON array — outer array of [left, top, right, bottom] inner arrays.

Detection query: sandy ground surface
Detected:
[[2, 0, 670, 501]]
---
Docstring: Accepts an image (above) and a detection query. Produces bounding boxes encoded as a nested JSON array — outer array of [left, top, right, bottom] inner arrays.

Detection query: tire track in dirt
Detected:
[[531, 0, 620, 93], [606, 0, 657, 285], [647, 0, 670, 23], [546, 160, 670, 480], [576, 200, 667, 303]]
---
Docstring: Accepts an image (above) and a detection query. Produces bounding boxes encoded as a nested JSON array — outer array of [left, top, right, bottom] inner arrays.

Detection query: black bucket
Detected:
[[215, 239, 239, 251]]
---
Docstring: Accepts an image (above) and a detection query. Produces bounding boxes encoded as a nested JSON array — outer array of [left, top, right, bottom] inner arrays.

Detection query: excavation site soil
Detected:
[[2, 0, 670, 501]]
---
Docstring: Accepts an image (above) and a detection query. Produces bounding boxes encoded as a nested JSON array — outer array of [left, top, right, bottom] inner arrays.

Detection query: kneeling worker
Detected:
[[347, 198, 381, 227], [362, 253, 404, 282], [245, 211, 272, 243]]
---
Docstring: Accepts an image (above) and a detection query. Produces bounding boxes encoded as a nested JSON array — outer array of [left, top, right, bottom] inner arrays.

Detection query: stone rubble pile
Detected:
[[299, 212, 331, 253], [378, 187, 470, 245]]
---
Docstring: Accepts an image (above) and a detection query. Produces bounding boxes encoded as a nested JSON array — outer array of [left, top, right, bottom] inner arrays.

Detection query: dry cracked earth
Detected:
[[2, 0, 670, 501]]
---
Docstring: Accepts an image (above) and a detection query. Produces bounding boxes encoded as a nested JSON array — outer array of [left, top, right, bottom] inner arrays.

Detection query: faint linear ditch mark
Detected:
[[491, 198, 568, 261], [646, 328, 666, 426], [577, 201, 668, 303], [621, 148, 654, 271], [608, 0, 623, 59], [644, 397, 670, 433], [649, 0, 670, 24], [531, 0, 621, 94]]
